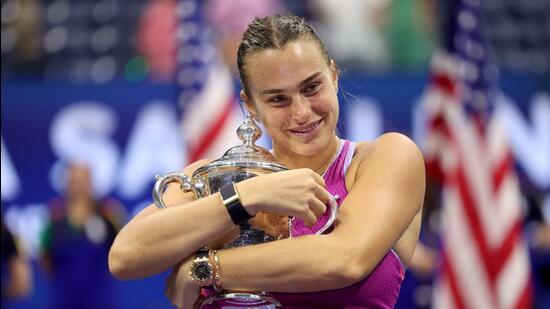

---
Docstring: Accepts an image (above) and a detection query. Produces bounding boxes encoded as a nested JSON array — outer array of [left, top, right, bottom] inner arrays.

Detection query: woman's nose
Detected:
[[293, 96, 312, 123]]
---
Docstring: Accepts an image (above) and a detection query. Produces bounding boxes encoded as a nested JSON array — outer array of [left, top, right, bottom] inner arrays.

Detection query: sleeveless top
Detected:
[[272, 140, 405, 308]]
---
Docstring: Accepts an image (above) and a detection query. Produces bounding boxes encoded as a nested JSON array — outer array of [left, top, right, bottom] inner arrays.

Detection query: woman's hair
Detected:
[[237, 14, 332, 96]]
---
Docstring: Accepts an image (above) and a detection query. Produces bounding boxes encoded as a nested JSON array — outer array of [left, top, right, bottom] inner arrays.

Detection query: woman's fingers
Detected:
[[281, 170, 332, 225], [308, 169, 327, 187], [310, 194, 328, 219], [240, 168, 333, 223], [300, 208, 318, 227], [299, 192, 329, 226], [313, 181, 331, 204]]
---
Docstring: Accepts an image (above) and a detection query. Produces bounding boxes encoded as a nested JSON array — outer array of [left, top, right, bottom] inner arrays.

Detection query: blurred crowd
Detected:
[[2, 162, 127, 309], [2, 0, 549, 83]]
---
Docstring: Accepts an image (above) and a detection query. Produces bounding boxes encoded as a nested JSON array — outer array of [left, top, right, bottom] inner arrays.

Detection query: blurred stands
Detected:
[[2, 0, 549, 82], [1, 0, 147, 82], [484, 0, 550, 73]]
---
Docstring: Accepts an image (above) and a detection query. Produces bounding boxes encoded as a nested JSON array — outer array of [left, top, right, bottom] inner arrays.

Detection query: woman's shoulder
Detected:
[[347, 133, 424, 183], [353, 132, 422, 160]]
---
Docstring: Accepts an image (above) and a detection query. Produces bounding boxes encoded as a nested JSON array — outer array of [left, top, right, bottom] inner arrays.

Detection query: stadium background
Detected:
[[2, 0, 549, 308]]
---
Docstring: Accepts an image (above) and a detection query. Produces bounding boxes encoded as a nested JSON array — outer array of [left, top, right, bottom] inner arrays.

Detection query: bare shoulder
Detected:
[[346, 133, 425, 189], [355, 132, 423, 169]]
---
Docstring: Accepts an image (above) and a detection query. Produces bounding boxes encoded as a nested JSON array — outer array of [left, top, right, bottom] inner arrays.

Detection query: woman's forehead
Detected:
[[245, 40, 328, 92]]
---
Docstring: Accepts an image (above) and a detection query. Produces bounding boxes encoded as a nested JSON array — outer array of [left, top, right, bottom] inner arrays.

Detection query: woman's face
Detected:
[[243, 38, 339, 157], [66, 164, 92, 198]]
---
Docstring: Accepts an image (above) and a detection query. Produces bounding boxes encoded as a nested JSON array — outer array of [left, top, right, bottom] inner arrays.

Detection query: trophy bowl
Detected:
[[152, 116, 338, 308]]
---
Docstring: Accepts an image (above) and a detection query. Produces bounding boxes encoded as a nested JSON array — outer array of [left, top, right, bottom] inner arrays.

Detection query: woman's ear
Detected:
[[240, 90, 258, 119]]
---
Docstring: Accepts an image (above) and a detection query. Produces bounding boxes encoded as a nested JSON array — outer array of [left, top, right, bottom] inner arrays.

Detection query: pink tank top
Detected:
[[273, 140, 405, 308]]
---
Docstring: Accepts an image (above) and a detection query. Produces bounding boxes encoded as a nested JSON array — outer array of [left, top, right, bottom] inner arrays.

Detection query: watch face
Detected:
[[194, 263, 212, 281]]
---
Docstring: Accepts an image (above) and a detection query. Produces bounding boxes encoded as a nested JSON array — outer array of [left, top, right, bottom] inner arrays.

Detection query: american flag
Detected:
[[422, 1, 533, 308], [175, 0, 242, 163]]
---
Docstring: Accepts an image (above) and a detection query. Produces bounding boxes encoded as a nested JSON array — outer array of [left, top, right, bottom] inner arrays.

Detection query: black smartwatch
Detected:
[[219, 182, 253, 225]]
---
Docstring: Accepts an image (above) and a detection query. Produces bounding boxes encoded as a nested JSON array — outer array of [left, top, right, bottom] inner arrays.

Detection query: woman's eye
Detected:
[[269, 96, 286, 104], [304, 83, 320, 96]]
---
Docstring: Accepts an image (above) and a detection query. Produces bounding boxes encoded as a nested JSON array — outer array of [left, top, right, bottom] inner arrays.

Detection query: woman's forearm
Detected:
[[216, 233, 368, 293], [109, 167, 337, 281], [109, 193, 236, 280]]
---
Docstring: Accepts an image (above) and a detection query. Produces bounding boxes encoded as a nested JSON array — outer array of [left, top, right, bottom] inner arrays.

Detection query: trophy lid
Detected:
[[193, 115, 288, 176]]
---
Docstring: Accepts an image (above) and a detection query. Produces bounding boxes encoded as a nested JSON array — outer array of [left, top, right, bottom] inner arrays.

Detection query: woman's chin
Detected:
[[288, 139, 327, 157]]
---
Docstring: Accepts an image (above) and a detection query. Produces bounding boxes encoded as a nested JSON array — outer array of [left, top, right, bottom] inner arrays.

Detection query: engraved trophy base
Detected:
[[200, 291, 281, 308]]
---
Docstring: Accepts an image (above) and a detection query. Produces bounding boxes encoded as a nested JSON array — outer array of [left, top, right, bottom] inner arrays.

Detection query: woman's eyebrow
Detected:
[[260, 88, 285, 95], [298, 72, 321, 88], [260, 72, 322, 95]]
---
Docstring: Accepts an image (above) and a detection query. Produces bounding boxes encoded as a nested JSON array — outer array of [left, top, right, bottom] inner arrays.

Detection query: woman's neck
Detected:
[[273, 135, 340, 175]]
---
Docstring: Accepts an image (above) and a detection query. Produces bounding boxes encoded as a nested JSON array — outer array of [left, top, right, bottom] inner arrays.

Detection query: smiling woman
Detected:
[[108, 14, 425, 309], [242, 38, 340, 168]]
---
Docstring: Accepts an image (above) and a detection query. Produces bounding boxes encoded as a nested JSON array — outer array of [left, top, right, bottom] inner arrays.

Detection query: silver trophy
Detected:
[[152, 115, 338, 308]]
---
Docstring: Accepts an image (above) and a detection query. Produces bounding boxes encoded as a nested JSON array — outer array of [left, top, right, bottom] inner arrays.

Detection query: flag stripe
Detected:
[[177, 0, 242, 164], [514, 278, 533, 309], [444, 182, 495, 308], [188, 96, 236, 162], [492, 151, 513, 192], [439, 111, 526, 286], [446, 104, 506, 244], [433, 275, 455, 309], [496, 239, 532, 309], [440, 250, 468, 309]]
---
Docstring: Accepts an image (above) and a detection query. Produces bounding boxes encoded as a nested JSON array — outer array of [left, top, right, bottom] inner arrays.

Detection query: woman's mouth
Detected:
[[289, 119, 323, 137]]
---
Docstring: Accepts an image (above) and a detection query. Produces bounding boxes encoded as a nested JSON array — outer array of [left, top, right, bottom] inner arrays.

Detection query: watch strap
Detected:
[[220, 182, 253, 225], [195, 250, 208, 259]]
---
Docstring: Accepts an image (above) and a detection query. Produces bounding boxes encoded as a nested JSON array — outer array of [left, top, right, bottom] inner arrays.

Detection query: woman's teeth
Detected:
[[292, 120, 321, 134]]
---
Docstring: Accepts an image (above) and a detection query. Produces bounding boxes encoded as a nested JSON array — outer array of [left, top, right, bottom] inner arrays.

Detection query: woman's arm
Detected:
[[109, 160, 331, 280], [109, 159, 238, 280], [213, 133, 425, 292]]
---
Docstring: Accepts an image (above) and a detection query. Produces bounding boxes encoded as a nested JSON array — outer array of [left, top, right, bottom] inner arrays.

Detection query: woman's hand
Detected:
[[237, 168, 331, 226], [165, 256, 200, 309]]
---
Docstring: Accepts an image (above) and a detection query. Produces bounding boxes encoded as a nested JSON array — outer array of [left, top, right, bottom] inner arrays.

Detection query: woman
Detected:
[[109, 14, 425, 308]]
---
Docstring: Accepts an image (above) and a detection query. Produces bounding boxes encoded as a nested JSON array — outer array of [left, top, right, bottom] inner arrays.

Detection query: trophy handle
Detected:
[[315, 194, 339, 235], [288, 194, 339, 237], [152, 173, 195, 209]]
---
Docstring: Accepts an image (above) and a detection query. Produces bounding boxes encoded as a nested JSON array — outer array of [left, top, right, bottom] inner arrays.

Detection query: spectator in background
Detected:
[[1, 219, 32, 307], [384, 0, 435, 71], [137, 0, 178, 81], [39, 162, 126, 309], [137, 0, 284, 81], [204, 0, 283, 74], [309, 0, 391, 70], [1, 0, 44, 75]]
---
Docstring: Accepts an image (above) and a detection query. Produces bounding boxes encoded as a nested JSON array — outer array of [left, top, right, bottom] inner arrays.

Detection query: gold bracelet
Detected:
[[209, 249, 222, 291]]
